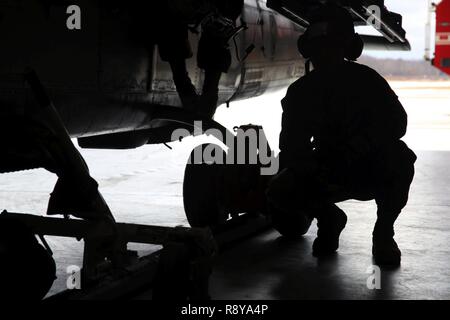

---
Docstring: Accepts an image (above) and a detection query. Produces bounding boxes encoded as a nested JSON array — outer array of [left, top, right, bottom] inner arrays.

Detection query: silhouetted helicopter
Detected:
[[0, 0, 410, 219], [0, 0, 410, 300], [0, 0, 410, 147]]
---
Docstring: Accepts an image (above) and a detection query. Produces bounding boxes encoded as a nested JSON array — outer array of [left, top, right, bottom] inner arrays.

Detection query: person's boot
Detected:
[[372, 221, 401, 266], [312, 205, 347, 257], [372, 238, 401, 266]]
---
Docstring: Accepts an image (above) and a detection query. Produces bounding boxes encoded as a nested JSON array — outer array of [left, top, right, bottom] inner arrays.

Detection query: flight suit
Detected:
[[267, 61, 416, 241]]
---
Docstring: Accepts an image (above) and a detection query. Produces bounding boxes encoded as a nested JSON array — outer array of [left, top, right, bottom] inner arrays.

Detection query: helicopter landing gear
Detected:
[[183, 124, 274, 231], [183, 144, 229, 228]]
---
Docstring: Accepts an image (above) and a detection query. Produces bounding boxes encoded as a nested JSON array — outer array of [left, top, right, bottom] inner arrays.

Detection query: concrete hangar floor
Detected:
[[1, 81, 450, 300]]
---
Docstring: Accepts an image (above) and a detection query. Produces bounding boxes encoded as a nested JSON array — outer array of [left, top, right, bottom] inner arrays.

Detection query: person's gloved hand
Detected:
[[266, 168, 299, 214]]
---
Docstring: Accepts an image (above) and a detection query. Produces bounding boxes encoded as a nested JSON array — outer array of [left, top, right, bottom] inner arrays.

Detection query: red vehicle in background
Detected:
[[428, 0, 450, 76]]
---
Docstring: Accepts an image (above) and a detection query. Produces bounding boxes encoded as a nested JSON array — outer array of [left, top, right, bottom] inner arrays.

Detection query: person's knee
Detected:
[[266, 169, 316, 237], [379, 141, 416, 179], [373, 141, 415, 202], [269, 205, 313, 237]]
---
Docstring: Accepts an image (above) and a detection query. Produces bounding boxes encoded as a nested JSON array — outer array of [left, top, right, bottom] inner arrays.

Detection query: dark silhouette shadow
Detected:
[[211, 227, 404, 300], [0, 218, 56, 300], [266, 4, 417, 267], [151, 0, 244, 118]]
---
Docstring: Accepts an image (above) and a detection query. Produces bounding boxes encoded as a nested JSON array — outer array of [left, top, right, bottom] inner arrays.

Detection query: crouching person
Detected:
[[266, 4, 416, 266]]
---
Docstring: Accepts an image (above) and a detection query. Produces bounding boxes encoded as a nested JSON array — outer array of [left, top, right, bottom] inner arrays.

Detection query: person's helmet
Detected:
[[297, 4, 364, 61]]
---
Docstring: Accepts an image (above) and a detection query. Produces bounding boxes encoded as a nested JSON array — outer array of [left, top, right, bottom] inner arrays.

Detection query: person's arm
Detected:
[[339, 66, 407, 167], [279, 82, 317, 176], [365, 71, 408, 148]]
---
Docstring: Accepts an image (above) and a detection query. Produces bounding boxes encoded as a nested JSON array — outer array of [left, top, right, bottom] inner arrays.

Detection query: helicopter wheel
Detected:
[[183, 144, 228, 228], [0, 218, 56, 300]]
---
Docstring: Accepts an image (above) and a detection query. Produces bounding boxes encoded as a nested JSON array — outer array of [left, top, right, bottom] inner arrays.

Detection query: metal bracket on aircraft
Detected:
[[24, 68, 115, 222], [266, 0, 411, 52], [266, 0, 310, 31], [348, 4, 407, 44]]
